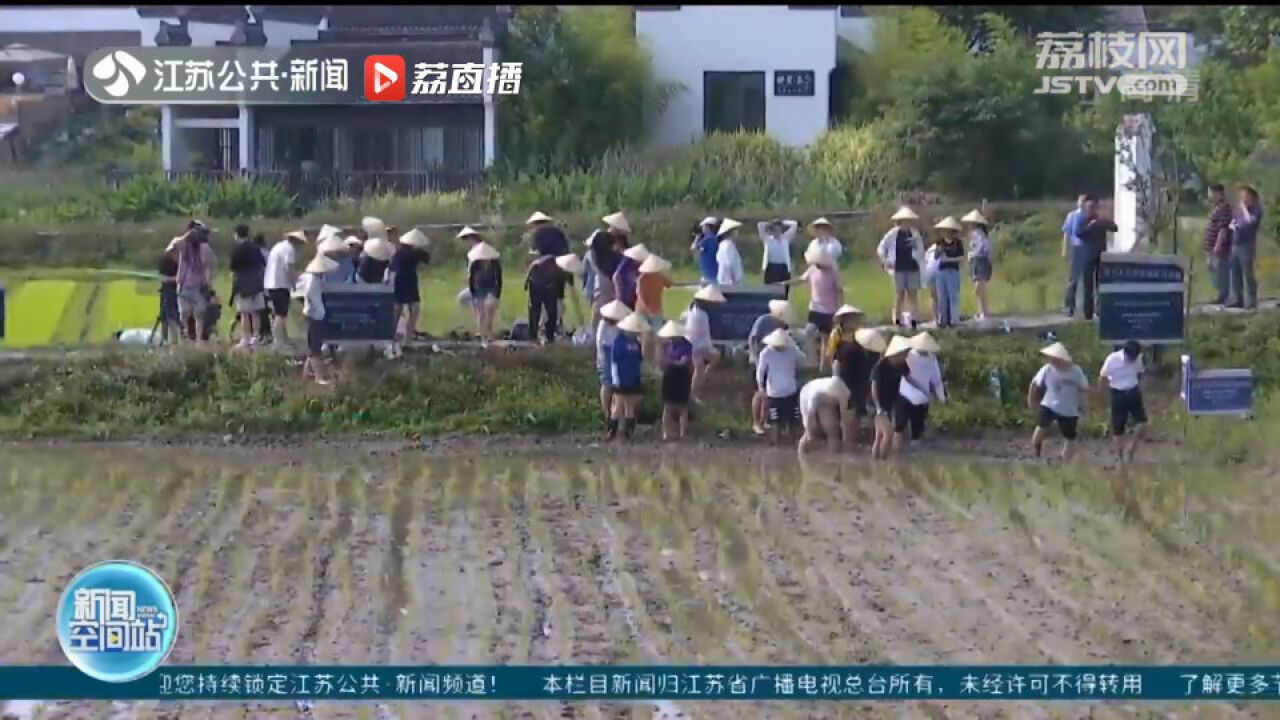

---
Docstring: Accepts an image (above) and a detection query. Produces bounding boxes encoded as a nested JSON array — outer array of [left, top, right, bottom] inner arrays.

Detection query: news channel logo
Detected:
[[1033, 31, 1199, 101], [56, 560, 179, 683]]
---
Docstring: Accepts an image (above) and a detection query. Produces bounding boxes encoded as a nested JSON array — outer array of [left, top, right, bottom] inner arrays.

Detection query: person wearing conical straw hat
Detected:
[[804, 217, 844, 270], [264, 229, 309, 349], [526, 247, 568, 345], [390, 228, 431, 343], [961, 209, 993, 321], [554, 254, 587, 337], [297, 254, 339, 386], [357, 234, 395, 285], [781, 244, 844, 338], [316, 232, 349, 281], [685, 284, 726, 404], [657, 319, 694, 441], [715, 218, 745, 288], [896, 331, 946, 449], [869, 334, 914, 459], [525, 212, 572, 337], [613, 243, 650, 310], [467, 241, 503, 346], [609, 312, 649, 441], [595, 299, 630, 425], [336, 235, 362, 283], [587, 211, 630, 331], [748, 298, 794, 435], [635, 252, 673, 362], [690, 216, 720, 286], [361, 216, 387, 238], [757, 217, 798, 297], [827, 308, 881, 450], [756, 327, 805, 447], [932, 216, 965, 328], [876, 206, 925, 329], [798, 375, 852, 454], [1099, 339, 1147, 465], [1029, 341, 1089, 462]]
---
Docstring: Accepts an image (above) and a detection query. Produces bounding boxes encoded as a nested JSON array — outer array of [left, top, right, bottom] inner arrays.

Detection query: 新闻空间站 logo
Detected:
[[56, 560, 179, 683], [1033, 31, 1198, 101]]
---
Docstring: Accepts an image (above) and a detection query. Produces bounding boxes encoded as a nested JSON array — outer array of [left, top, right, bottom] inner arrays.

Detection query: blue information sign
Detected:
[[1181, 355, 1252, 416], [319, 284, 397, 343], [706, 286, 785, 342], [1098, 253, 1185, 344]]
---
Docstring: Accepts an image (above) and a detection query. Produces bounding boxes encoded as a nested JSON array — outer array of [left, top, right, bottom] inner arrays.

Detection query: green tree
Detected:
[[497, 6, 676, 173], [930, 5, 1108, 50]]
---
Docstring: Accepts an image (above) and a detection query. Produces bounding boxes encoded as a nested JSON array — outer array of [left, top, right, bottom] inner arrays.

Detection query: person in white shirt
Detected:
[[897, 332, 946, 447], [685, 284, 725, 403], [595, 300, 628, 424], [264, 230, 308, 347], [798, 376, 851, 454], [1099, 340, 1147, 464], [757, 219, 797, 297], [715, 218, 745, 288], [877, 208, 926, 328], [804, 217, 844, 269], [755, 328, 805, 446], [296, 254, 337, 385], [1028, 341, 1089, 461]]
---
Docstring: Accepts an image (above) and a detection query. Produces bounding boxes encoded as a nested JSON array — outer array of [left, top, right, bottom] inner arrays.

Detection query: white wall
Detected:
[[636, 6, 837, 148], [836, 16, 876, 52]]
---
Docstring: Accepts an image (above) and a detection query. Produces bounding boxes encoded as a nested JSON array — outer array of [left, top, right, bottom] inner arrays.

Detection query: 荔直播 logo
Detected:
[[56, 560, 178, 683], [91, 50, 147, 98], [364, 55, 405, 102]]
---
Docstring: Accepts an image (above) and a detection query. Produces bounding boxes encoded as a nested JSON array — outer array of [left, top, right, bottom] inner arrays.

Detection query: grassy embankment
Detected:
[[2, 311, 1278, 455]]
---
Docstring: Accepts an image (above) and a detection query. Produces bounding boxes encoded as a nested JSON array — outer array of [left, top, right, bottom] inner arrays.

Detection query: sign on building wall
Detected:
[[1097, 252, 1185, 344], [773, 70, 814, 97]]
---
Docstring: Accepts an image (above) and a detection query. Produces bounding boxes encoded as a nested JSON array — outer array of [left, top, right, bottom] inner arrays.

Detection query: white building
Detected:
[[635, 5, 839, 148]]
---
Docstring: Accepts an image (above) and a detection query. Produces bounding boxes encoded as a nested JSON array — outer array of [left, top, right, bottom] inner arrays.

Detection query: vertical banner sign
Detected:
[[318, 284, 397, 343], [1181, 355, 1253, 416], [1098, 252, 1185, 344], [707, 286, 785, 342]]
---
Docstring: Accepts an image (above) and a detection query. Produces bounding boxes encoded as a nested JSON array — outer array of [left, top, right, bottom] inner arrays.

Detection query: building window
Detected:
[[703, 71, 765, 134]]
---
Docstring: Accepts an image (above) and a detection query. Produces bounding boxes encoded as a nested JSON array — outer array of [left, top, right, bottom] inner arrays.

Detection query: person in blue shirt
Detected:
[[690, 216, 720, 285], [609, 312, 649, 441]]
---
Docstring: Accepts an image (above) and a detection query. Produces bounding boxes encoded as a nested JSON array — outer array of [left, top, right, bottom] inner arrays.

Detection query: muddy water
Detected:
[[0, 444, 1277, 720]]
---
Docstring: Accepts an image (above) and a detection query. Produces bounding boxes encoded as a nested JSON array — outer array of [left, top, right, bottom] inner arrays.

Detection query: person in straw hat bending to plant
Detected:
[[467, 239, 503, 347], [748, 299, 794, 435], [1028, 341, 1089, 462], [685, 284, 726, 404], [876, 207, 926, 329], [962, 209, 993, 321], [757, 218, 797, 297], [896, 332, 946, 451], [391, 228, 431, 342], [828, 314, 885, 450], [596, 299, 630, 425], [798, 375, 852, 454], [657, 319, 694, 441], [610, 312, 650, 441], [296, 254, 339, 386], [870, 335, 913, 460], [756, 327, 805, 447]]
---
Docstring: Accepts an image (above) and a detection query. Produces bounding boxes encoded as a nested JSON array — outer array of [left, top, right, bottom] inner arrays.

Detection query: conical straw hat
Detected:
[[961, 209, 988, 225], [526, 211, 553, 225], [285, 230, 309, 243], [363, 237, 395, 262], [305, 254, 339, 274], [467, 242, 500, 262], [318, 224, 343, 240], [657, 320, 686, 339], [933, 216, 962, 232], [768, 299, 794, 322], [833, 304, 864, 319], [763, 328, 793, 349], [317, 235, 346, 255], [884, 335, 912, 357], [854, 328, 887, 353], [399, 228, 430, 248], [1040, 341, 1073, 363], [600, 300, 630, 321], [638, 254, 671, 274], [361, 216, 386, 236], [891, 206, 919, 222], [699, 215, 718, 228], [623, 244, 650, 262], [555, 254, 583, 274], [717, 218, 742, 237], [808, 216, 833, 230], [457, 226, 481, 240], [693, 285, 726, 303], [910, 332, 941, 353], [602, 211, 631, 234], [617, 312, 651, 334]]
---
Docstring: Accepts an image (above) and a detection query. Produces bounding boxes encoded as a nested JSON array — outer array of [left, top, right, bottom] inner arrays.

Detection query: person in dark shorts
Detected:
[[756, 328, 804, 446], [157, 237, 182, 344], [1099, 339, 1147, 464], [831, 324, 886, 449], [657, 319, 693, 441], [264, 230, 308, 347], [391, 228, 431, 341], [298, 255, 338, 385], [526, 252, 565, 345], [747, 299, 793, 435], [609, 312, 648, 441], [1029, 341, 1090, 461], [467, 240, 503, 346], [870, 335, 912, 460]]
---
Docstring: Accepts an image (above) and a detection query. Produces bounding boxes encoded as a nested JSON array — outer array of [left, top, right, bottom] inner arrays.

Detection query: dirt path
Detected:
[[0, 445, 1275, 720]]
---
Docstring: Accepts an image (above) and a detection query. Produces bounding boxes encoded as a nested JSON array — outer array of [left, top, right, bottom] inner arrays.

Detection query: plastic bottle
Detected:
[[989, 368, 1004, 403]]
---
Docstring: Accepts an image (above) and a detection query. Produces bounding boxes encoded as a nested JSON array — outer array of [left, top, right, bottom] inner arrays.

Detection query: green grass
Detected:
[[3, 280, 75, 347]]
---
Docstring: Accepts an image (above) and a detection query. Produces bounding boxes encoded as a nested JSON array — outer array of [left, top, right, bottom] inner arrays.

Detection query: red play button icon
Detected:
[[364, 55, 405, 102]]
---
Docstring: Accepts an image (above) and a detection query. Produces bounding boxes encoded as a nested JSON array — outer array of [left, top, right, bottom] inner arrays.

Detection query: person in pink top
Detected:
[[779, 245, 843, 336]]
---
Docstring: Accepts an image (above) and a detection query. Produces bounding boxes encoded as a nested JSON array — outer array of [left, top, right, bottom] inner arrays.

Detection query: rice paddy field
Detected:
[[0, 443, 1277, 720]]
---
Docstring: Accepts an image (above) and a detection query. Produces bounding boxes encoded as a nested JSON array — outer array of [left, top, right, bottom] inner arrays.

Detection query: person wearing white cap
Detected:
[[747, 299, 794, 434], [686, 284, 726, 403], [391, 229, 431, 342], [933, 216, 965, 328], [657, 320, 694, 441], [962, 209, 993, 320], [690, 216, 720, 285], [264, 230, 308, 347], [755, 328, 805, 446], [798, 376, 851, 454], [804, 217, 844, 270], [715, 218, 745, 287], [1099, 340, 1147, 464], [897, 332, 946, 448], [596, 299, 629, 424], [297, 254, 339, 385], [609, 312, 649, 441], [1029, 341, 1089, 461], [877, 207, 925, 328], [467, 241, 503, 345], [757, 218, 798, 296]]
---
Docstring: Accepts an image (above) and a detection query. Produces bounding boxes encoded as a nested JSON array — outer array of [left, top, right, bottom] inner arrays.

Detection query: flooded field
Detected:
[[0, 443, 1277, 720]]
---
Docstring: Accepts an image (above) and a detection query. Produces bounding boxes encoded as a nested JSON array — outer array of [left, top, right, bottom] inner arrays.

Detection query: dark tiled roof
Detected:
[[136, 6, 251, 25], [0, 31, 142, 64]]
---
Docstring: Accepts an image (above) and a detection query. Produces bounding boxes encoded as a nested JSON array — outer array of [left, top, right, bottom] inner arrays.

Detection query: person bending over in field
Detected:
[[798, 375, 850, 453]]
